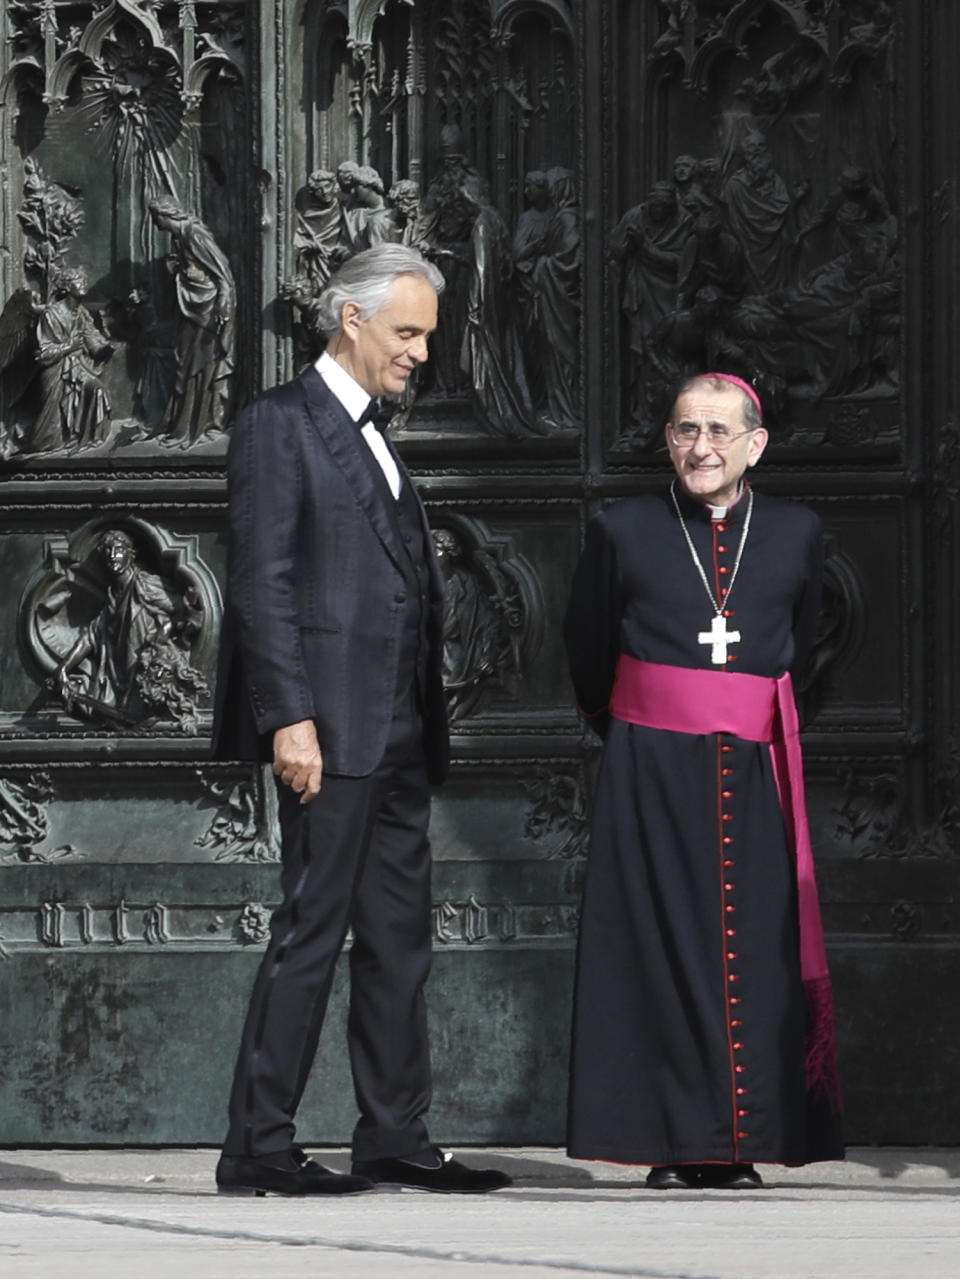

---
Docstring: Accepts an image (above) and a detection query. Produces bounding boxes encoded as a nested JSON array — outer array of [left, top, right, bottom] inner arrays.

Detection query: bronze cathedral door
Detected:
[[0, 2, 957, 1145]]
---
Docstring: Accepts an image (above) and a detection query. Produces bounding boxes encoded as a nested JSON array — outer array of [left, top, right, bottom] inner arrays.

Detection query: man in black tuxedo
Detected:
[[212, 245, 510, 1197]]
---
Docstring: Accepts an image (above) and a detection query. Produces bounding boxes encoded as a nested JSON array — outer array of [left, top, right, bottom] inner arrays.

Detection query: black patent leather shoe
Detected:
[[645, 1165, 700, 1189], [697, 1162, 764, 1190], [217, 1146, 374, 1197], [352, 1147, 511, 1193]]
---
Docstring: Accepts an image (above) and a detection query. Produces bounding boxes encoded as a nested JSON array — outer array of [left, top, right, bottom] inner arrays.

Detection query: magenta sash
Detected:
[[610, 655, 841, 1111]]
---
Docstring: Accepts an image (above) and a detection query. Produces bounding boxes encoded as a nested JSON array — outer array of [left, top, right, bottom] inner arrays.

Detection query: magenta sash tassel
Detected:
[[610, 655, 842, 1113]]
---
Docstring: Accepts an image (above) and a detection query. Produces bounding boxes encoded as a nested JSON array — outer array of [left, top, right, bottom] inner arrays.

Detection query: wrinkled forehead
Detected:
[[671, 384, 748, 425]]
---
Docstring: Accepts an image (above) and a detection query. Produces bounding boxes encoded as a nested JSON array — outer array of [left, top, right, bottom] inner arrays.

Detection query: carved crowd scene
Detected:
[[615, 0, 899, 445], [283, 0, 581, 437]]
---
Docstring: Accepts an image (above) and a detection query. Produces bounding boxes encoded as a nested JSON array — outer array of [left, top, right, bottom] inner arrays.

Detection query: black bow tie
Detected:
[[357, 399, 395, 431]]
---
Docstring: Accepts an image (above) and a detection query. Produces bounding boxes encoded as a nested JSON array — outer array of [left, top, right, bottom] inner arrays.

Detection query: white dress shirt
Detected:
[[315, 351, 401, 499]]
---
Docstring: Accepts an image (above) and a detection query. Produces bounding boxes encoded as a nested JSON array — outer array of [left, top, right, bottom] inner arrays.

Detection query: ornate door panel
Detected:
[[0, 1, 956, 1145]]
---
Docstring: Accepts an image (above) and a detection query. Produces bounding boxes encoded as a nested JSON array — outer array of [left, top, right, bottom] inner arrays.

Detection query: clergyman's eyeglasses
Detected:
[[668, 423, 754, 449]]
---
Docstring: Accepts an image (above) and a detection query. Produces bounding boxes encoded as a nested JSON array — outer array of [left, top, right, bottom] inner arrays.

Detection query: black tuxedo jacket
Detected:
[[211, 367, 450, 783]]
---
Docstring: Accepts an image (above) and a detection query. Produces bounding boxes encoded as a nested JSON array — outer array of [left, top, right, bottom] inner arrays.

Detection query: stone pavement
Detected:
[[1, 1148, 958, 1279]]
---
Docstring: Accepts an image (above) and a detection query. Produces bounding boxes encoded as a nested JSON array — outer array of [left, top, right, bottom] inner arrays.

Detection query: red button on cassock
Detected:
[[726, 929, 736, 937], [737, 1131, 749, 1140], [736, 1087, 747, 1096], [723, 836, 734, 845], [722, 745, 734, 753], [727, 655, 739, 662], [722, 768, 733, 776], [719, 566, 730, 574], [733, 1042, 743, 1051], [724, 610, 736, 618], [728, 974, 739, 983], [725, 882, 735, 891], [735, 1065, 745, 1073], [727, 952, 737, 960], [729, 997, 741, 1005], [731, 1019, 743, 1027], [717, 544, 728, 553], [722, 814, 733, 822], [722, 790, 733, 799], [723, 859, 735, 867], [725, 905, 736, 913], [738, 1108, 749, 1117]]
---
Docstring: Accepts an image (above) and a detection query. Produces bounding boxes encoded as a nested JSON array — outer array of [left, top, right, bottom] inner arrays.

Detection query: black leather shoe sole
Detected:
[[645, 1165, 699, 1190], [352, 1155, 511, 1194], [216, 1154, 373, 1197]]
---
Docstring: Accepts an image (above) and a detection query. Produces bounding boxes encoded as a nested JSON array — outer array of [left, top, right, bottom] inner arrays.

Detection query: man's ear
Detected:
[[340, 300, 363, 337], [746, 426, 769, 468]]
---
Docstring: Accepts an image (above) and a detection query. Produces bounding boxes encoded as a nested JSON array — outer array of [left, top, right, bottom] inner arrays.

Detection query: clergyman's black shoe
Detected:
[[697, 1162, 764, 1190], [352, 1147, 511, 1193], [645, 1165, 700, 1190], [217, 1146, 374, 1197]]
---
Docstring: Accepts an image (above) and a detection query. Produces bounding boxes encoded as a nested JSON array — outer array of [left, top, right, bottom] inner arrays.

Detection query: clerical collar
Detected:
[[315, 350, 370, 424], [674, 480, 749, 522]]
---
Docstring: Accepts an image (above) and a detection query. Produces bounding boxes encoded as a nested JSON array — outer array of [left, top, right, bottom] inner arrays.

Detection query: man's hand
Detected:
[[273, 720, 323, 804]]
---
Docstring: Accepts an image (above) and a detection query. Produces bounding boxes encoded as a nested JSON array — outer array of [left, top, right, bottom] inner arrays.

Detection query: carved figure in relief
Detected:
[[512, 172, 554, 406], [432, 527, 525, 721], [24, 268, 115, 454], [51, 528, 207, 730], [148, 196, 236, 444], [125, 287, 177, 428], [279, 273, 326, 367], [459, 178, 538, 436], [771, 226, 899, 398], [523, 767, 589, 860], [294, 169, 345, 287], [673, 154, 715, 220], [195, 769, 280, 863], [650, 0, 692, 62], [0, 772, 53, 860], [611, 182, 687, 433], [347, 166, 395, 251], [528, 167, 581, 429], [720, 131, 799, 292], [794, 166, 896, 257], [386, 180, 433, 254], [335, 160, 364, 248], [738, 44, 824, 120], [421, 129, 482, 394], [846, 0, 894, 57]]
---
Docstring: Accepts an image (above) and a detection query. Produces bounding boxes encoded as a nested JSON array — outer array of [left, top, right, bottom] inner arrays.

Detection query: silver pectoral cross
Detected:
[[698, 613, 742, 665]]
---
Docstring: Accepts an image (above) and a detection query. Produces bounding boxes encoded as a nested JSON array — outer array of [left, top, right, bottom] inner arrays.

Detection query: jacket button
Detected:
[[395, 593, 406, 604]]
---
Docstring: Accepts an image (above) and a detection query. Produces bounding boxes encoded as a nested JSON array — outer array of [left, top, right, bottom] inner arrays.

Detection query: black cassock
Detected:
[[564, 483, 843, 1167]]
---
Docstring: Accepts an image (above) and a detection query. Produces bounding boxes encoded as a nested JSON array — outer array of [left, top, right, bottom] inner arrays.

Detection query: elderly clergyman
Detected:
[[211, 245, 509, 1197], [564, 372, 844, 1189]]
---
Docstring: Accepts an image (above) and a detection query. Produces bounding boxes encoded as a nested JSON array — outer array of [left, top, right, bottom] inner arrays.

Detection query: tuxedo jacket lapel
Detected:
[[380, 428, 445, 599], [299, 368, 406, 575]]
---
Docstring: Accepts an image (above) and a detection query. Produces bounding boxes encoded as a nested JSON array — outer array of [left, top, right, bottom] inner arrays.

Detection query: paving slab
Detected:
[[1, 1148, 958, 1279]]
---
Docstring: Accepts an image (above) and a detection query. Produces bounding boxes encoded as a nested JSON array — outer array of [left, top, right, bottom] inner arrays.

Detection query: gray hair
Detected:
[[315, 244, 445, 337]]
